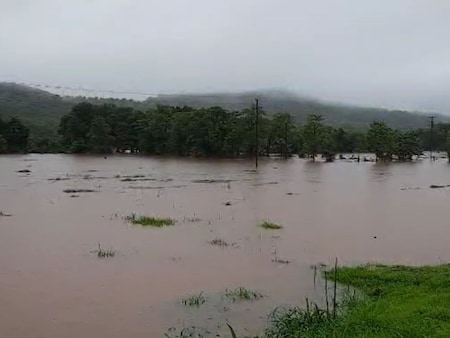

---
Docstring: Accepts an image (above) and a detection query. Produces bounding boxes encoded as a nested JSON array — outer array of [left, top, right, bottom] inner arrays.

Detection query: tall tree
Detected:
[[88, 116, 114, 153], [0, 135, 7, 153], [301, 114, 330, 161], [367, 121, 395, 161], [394, 130, 421, 161], [3, 118, 29, 152]]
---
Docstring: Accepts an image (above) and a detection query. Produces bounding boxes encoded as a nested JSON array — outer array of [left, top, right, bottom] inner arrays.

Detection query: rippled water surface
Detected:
[[1, 154, 450, 337]]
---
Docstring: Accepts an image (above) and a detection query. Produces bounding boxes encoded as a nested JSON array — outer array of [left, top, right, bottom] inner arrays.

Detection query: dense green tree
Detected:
[[54, 101, 430, 161], [3, 118, 29, 152], [394, 130, 421, 161], [445, 133, 450, 163], [367, 121, 395, 161], [301, 114, 330, 161], [267, 113, 295, 157], [0, 135, 6, 153], [88, 116, 114, 153], [58, 102, 95, 152]]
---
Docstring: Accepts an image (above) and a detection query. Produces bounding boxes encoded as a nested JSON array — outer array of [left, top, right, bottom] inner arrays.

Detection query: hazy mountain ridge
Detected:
[[0, 83, 446, 131]]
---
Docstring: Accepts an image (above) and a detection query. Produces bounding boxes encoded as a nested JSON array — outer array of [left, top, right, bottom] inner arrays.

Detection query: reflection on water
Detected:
[[1, 154, 450, 337]]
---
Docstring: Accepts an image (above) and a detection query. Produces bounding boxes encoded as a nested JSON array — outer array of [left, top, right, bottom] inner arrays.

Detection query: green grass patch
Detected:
[[225, 287, 263, 302], [260, 221, 283, 230], [263, 264, 450, 338], [125, 213, 175, 227], [181, 292, 206, 307]]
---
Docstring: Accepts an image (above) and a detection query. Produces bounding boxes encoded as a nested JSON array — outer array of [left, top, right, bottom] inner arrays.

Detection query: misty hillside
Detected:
[[0, 83, 72, 133], [148, 90, 443, 129], [0, 83, 445, 132]]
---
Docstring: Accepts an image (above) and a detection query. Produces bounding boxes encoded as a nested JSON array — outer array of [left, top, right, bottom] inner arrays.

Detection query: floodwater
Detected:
[[1, 154, 450, 337]]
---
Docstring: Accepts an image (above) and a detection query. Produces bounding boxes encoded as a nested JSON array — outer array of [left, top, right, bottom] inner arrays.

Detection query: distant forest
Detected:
[[0, 82, 449, 160]]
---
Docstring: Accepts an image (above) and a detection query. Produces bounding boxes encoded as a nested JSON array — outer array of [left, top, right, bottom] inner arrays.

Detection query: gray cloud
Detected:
[[1, 0, 450, 112]]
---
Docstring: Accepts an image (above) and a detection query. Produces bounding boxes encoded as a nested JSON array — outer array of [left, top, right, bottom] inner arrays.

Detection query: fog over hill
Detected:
[[0, 83, 446, 133]]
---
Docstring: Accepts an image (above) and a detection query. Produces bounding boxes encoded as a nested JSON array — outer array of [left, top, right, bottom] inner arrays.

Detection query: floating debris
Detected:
[[121, 174, 145, 179], [192, 179, 234, 183], [429, 185, 450, 189], [63, 189, 97, 193], [16, 169, 31, 173], [127, 185, 186, 190], [0, 211, 12, 217], [120, 178, 156, 182], [48, 177, 71, 181], [272, 257, 291, 264], [252, 181, 279, 186]]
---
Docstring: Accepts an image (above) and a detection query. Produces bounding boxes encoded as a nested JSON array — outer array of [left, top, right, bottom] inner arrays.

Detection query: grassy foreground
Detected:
[[264, 264, 450, 338]]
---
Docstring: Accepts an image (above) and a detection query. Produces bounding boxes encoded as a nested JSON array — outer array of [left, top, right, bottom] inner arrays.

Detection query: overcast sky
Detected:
[[1, 0, 450, 112]]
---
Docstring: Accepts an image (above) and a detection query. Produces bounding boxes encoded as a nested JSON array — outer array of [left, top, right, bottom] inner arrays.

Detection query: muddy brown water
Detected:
[[1, 154, 450, 337]]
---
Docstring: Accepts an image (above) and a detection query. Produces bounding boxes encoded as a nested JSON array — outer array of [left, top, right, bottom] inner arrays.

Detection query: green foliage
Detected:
[[367, 121, 396, 161], [394, 130, 422, 161], [0, 117, 29, 153], [181, 292, 206, 307], [445, 133, 450, 162], [125, 214, 175, 227], [301, 115, 331, 161], [88, 116, 114, 153], [260, 221, 283, 230], [0, 135, 6, 153], [225, 287, 263, 302], [263, 264, 450, 338]]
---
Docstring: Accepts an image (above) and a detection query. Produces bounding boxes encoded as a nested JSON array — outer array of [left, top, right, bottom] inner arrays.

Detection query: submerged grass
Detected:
[[225, 287, 263, 302], [125, 213, 175, 227], [263, 264, 450, 338], [260, 221, 283, 230], [209, 238, 229, 247], [182, 292, 206, 307], [91, 243, 115, 258]]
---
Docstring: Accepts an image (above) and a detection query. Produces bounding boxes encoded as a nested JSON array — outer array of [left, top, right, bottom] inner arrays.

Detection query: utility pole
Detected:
[[429, 116, 435, 160], [284, 119, 288, 158], [255, 98, 259, 168]]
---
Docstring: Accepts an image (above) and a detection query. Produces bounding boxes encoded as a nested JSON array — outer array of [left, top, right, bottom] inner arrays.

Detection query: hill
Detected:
[[0, 83, 72, 135], [147, 90, 445, 129], [0, 83, 446, 132]]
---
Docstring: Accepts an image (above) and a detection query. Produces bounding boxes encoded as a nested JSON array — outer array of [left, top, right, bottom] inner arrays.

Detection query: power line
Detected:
[[1, 81, 159, 98]]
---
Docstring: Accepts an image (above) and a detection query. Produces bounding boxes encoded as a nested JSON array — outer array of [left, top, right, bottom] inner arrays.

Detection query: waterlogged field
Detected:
[[1, 154, 450, 337]]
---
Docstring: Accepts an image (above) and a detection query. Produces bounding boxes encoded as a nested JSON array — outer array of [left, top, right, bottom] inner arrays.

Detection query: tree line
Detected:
[[3, 101, 450, 161]]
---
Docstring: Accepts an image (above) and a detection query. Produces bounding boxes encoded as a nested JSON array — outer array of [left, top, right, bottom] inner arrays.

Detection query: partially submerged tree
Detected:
[[394, 130, 421, 161], [367, 121, 395, 161], [301, 114, 330, 161]]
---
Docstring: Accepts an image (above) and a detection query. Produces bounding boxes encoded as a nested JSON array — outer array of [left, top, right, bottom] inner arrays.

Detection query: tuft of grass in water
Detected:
[[165, 326, 210, 338], [183, 216, 202, 223], [182, 292, 206, 307], [92, 243, 115, 258], [209, 238, 229, 247], [125, 213, 175, 227], [225, 287, 263, 302], [263, 264, 450, 338], [260, 221, 283, 230]]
